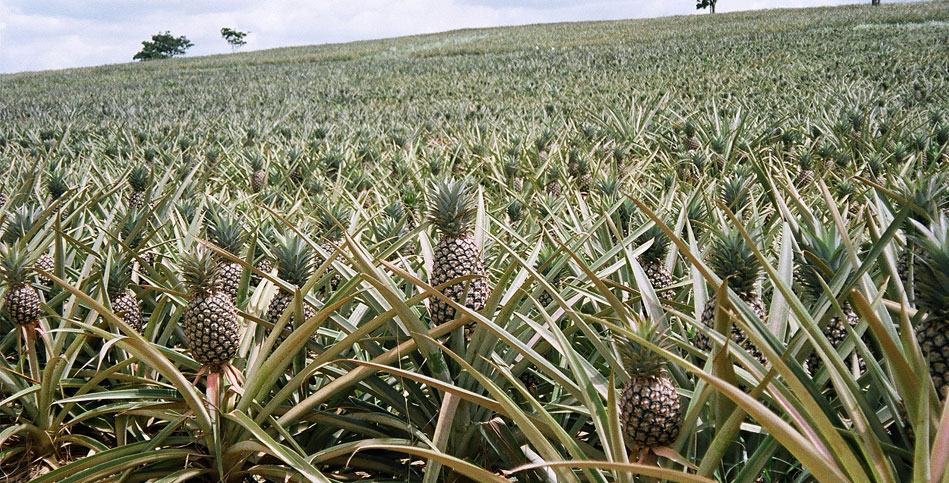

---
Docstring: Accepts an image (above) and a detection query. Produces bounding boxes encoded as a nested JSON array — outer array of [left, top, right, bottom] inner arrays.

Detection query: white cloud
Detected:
[[0, 0, 870, 74]]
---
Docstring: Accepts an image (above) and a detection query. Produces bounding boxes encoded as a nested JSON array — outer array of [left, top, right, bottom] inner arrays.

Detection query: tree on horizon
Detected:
[[133, 31, 193, 61]]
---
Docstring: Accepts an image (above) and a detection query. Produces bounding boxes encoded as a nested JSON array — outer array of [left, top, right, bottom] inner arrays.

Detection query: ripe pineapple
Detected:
[[912, 214, 949, 398], [618, 321, 682, 448], [128, 165, 150, 210], [249, 155, 267, 193], [103, 253, 143, 333], [0, 245, 41, 326], [207, 212, 246, 300], [180, 247, 240, 368], [265, 233, 315, 340], [428, 179, 488, 327], [636, 225, 673, 291], [695, 229, 768, 365]]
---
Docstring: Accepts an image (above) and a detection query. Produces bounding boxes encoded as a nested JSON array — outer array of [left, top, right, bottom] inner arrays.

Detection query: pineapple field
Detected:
[[2, 1, 949, 481]]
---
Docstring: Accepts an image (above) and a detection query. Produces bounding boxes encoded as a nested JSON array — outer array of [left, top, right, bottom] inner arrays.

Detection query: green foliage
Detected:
[[133, 31, 193, 61]]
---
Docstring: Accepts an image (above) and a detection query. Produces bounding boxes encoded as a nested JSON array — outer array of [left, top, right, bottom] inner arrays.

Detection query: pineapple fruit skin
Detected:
[[113, 291, 143, 333], [183, 291, 240, 367], [917, 316, 949, 398], [620, 375, 681, 448], [696, 294, 768, 365], [217, 261, 243, 300], [265, 290, 317, 343], [129, 190, 145, 210], [430, 235, 488, 327], [4, 285, 41, 325], [34, 253, 54, 286]]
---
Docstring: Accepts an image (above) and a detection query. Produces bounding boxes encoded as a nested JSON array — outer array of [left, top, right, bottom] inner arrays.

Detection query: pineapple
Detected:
[[102, 252, 143, 333], [265, 233, 316, 340], [0, 245, 41, 326], [180, 247, 240, 368], [796, 225, 861, 373], [317, 204, 351, 292], [897, 174, 947, 303], [249, 155, 267, 193], [2, 205, 51, 286], [428, 179, 488, 327], [120, 210, 155, 272], [401, 184, 422, 230], [719, 172, 753, 214], [503, 158, 522, 193], [207, 212, 246, 300], [695, 229, 768, 365], [128, 165, 150, 210], [618, 321, 682, 448], [545, 166, 562, 197], [684, 121, 701, 151], [913, 214, 949, 398], [0, 191, 6, 209], [636, 225, 673, 291], [47, 168, 69, 204], [794, 153, 815, 188], [575, 158, 592, 194]]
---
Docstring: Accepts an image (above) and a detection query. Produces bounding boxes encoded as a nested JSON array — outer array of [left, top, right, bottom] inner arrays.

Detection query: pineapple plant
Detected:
[[102, 252, 143, 333], [128, 165, 150, 210], [265, 233, 316, 341], [617, 321, 682, 449], [503, 158, 522, 192], [249, 155, 267, 193], [684, 121, 701, 151], [897, 174, 947, 303], [796, 225, 862, 373], [636, 225, 673, 291], [545, 166, 562, 197], [207, 212, 247, 300], [180, 247, 241, 368], [3, 205, 52, 286], [401, 184, 422, 230], [794, 153, 815, 188], [575, 157, 592, 194], [428, 179, 489, 328], [120, 210, 155, 272], [317, 204, 351, 292], [912, 214, 949, 398], [0, 245, 41, 327], [695, 229, 768, 365], [506, 200, 523, 224]]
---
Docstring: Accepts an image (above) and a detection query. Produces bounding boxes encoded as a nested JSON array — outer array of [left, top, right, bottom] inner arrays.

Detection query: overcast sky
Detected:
[[1, 0, 875, 74]]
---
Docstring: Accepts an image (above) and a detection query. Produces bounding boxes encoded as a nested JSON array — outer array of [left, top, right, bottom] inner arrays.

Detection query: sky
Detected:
[[0, 0, 874, 74]]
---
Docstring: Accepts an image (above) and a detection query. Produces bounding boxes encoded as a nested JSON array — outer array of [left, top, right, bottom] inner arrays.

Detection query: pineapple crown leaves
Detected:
[[128, 165, 151, 192], [319, 204, 353, 241], [912, 214, 949, 316], [719, 174, 753, 212], [708, 228, 761, 295], [536, 245, 565, 279], [796, 225, 849, 302], [207, 212, 247, 255], [383, 202, 407, 223], [249, 154, 265, 172], [616, 320, 672, 378], [898, 173, 947, 224], [97, 249, 134, 299], [596, 177, 622, 200], [179, 246, 220, 294], [47, 168, 69, 200], [0, 244, 35, 287], [798, 153, 814, 171], [503, 159, 519, 179], [120, 210, 149, 250], [427, 178, 477, 238], [273, 233, 314, 287], [636, 224, 671, 263], [2, 205, 43, 245], [507, 199, 524, 222], [401, 184, 421, 210]]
